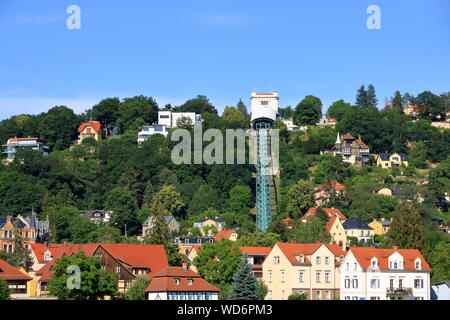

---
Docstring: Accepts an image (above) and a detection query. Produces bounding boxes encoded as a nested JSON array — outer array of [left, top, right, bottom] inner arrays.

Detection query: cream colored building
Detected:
[[326, 217, 347, 250], [263, 243, 346, 300]]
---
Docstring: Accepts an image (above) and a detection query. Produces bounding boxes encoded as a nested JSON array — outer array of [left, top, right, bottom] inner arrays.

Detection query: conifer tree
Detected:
[[0, 278, 10, 300], [143, 202, 170, 245], [356, 85, 368, 108], [392, 91, 404, 112], [384, 205, 428, 256], [366, 84, 378, 109], [230, 257, 259, 300]]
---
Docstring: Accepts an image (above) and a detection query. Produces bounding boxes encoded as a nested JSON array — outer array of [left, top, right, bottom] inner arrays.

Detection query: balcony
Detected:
[[386, 287, 413, 296]]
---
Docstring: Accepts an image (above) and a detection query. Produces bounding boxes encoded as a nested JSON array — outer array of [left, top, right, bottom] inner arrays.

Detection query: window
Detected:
[[316, 291, 321, 300], [325, 272, 330, 283], [273, 256, 280, 264], [370, 297, 381, 300], [125, 281, 132, 289], [281, 290, 285, 300], [371, 259, 378, 269], [346, 263, 349, 271], [414, 279, 424, 289], [268, 271, 272, 283], [44, 253, 51, 262], [344, 278, 350, 288], [352, 278, 359, 288], [316, 272, 321, 283], [352, 296, 358, 300], [115, 266, 120, 273], [344, 296, 351, 300], [370, 279, 380, 289], [325, 257, 330, 265], [325, 291, 331, 300], [299, 271, 305, 283], [281, 271, 285, 283], [354, 263, 357, 271], [261, 101, 269, 106], [299, 254, 305, 264], [415, 259, 421, 270], [268, 290, 272, 300], [188, 279, 193, 286], [399, 279, 403, 289], [316, 256, 321, 264], [390, 279, 394, 289], [174, 278, 180, 285]]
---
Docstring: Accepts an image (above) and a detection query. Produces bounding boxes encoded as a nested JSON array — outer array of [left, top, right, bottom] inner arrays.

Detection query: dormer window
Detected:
[[44, 252, 51, 262], [187, 279, 193, 286], [340, 255, 345, 263], [371, 258, 378, 269], [174, 278, 180, 285], [299, 254, 305, 264], [415, 258, 421, 270]]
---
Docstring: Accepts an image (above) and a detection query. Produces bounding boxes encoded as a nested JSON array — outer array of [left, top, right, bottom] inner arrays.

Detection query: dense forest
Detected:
[[0, 87, 449, 285]]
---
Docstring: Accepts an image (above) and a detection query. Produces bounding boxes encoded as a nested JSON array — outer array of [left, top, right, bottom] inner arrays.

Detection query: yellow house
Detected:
[[376, 153, 408, 169], [326, 217, 347, 250], [193, 217, 225, 236], [77, 121, 102, 144], [368, 218, 393, 235], [262, 243, 346, 300], [373, 187, 394, 196]]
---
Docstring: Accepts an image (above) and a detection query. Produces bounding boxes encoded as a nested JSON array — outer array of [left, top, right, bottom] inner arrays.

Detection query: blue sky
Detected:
[[0, 0, 449, 120]]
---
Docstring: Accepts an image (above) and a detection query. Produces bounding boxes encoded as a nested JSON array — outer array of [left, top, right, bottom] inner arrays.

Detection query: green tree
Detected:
[[175, 95, 218, 115], [91, 97, 120, 137], [151, 185, 185, 217], [48, 251, 117, 300], [286, 180, 315, 219], [125, 278, 151, 300], [105, 187, 140, 236], [194, 240, 242, 299], [294, 95, 322, 126], [0, 278, 10, 300], [366, 84, 378, 109], [384, 205, 428, 256], [356, 85, 368, 109], [429, 242, 450, 282], [230, 257, 259, 300], [6, 230, 33, 271], [392, 91, 404, 113], [288, 293, 308, 300], [238, 232, 280, 247], [327, 100, 352, 122], [408, 142, 428, 168], [116, 95, 159, 133], [291, 216, 331, 244], [143, 203, 170, 245]]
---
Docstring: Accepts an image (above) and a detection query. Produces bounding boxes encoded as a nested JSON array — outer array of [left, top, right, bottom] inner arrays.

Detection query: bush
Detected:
[[288, 293, 308, 300]]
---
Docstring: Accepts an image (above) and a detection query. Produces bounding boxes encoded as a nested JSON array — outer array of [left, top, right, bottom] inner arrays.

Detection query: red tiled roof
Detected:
[[145, 267, 220, 292], [36, 261, 56, 282], [7, 137, 45, 143], [239, 247, 272, 256], [350, 247, 431, 271], [342, 133, 355, 140], [356, 138, 369, 149], [326, 216, 338, 233], [30, 243, 63, 263], [214, 230, 237, 241], [0, 259, 32, 281], [303, 208, 347, 221], [316, 180, 346, 192], [276, 242, 346, 266], [78, 121, 101, 133]]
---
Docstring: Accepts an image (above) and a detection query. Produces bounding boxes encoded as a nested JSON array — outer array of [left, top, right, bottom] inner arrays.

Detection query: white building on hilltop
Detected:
[[137, 124, 168, 144], [158, 111, 200, 128], [250, 91, 279, 124], [340, 247, 431, 300]]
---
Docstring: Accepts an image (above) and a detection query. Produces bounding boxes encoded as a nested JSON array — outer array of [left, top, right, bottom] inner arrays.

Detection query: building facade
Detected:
[[333, 133, 370, 165], [3, 137, 49, 162], [340, 247, 431, 300], [158, 111, 200, 128], [376, 153, 409, 168], [137, 124, 169, 144], [263, 243, 346, 300], [142, 215, 180, 237], [368, 218, 393, 236], [343, 219, 374, 244], [77, 121, 102, 144]]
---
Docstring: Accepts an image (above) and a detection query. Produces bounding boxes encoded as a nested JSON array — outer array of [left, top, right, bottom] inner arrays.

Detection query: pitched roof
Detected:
[[316, 180, 346, 192], [342, 133, 355, 140], [303, 208, 347, 221], [78, 121, 101, 133], [0, 259, 32, 281], [343, 219, 373, 230], [194, 217, 224, 224], [239, 247, 272, 256], [145, 267, 220, 292], [377, 153, 408, 161], [350, 247, 431, 271], [30, 243, 63, 263], [326, 216, 339, 233], [214, 230, 237, 241], [355, 138, 369, 149], [276, 242, 346, 266]]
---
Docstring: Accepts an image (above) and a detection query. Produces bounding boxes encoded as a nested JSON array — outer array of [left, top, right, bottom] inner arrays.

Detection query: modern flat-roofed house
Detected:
[[77, 121, 102, 144], [280, 118, 301, 131], [431, 282, 450, 300], [376, 153, 409, 168], [343, 219, 374, 245], [240, 246, 271, 281], [137, 124, 169, 144], [3, 137, 49, 162], [145, 266, 220, 300], [333, 133, 370, 166], [340, 247, 431, 300], [263, 242, 346, 300], [0, 258, 32, 299], [158, 111, 200, 128]]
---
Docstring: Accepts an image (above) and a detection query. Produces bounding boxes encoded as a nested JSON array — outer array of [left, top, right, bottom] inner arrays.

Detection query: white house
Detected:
[[342, 219, 374, 245], [146, 266, 220, 300], [158, 111, 200, 128], [431, 282, 450, 300], [137, 124, 168, 144], [340, 247, 431, 300]]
